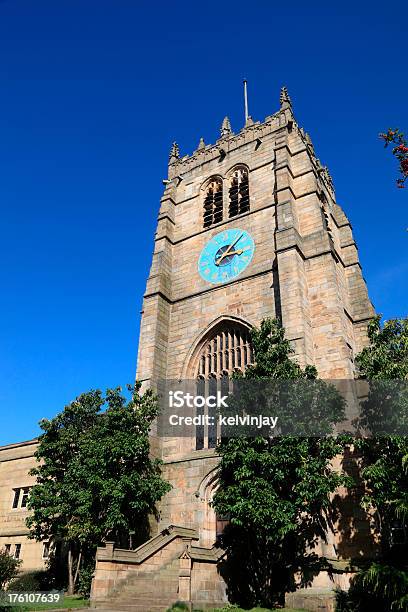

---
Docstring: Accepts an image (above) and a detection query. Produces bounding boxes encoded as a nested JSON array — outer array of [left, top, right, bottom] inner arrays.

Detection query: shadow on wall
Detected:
[[216, 519, 328, 608], [331, 445, 378, 563], [215, 445, 378, 609]]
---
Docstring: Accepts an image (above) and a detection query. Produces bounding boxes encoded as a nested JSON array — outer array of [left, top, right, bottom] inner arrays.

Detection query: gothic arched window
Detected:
[[197, 324, 253, 378], [195, 322, 253, 450], [228, 167, 249, 218], [203, 177, 223, 228]]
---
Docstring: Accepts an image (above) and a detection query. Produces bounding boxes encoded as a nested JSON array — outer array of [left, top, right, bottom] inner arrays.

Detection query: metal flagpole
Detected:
[[243, 79, 249, 123]]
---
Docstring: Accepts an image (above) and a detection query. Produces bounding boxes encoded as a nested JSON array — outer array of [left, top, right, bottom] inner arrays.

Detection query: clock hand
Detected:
[[216, 250, 241, 265], [215, 233, 244, 265], [225, 232, 244, 255], [216, 246, 250, 265]]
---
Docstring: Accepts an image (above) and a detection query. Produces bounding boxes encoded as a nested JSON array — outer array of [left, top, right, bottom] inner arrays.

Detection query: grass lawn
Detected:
[[204, 608, 308, 612], [6, 595, 89, 611], [203, 607, 308, 612]]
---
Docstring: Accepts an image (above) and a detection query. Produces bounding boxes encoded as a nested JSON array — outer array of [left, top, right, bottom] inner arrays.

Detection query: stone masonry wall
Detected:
[[136, 92, 375, 552], [0, 440, 45, 573]]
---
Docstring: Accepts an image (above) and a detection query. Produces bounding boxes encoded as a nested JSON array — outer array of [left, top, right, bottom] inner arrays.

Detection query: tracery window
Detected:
[[229, 167, 249, 218], [197, 326, 253, 378], [203, 177, 223, 228], [195, 323, 253, 450]]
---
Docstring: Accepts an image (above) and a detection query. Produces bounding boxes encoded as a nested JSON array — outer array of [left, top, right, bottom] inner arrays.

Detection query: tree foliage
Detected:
[[343, 315, 408, 611], [26, 384, 170, 594], [380, 128, 408, 189], [0, 550, 21, 591], [356, 316, 408, 379], [355, 316, 408, 532], [212, 318, 347, 608]]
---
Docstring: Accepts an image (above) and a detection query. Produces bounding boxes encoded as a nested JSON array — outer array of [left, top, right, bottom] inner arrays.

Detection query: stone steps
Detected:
[[113, 586, 179, 599], [114, 587, 178, 600], [94, 598, 178, 612], [118, 587, 177, 597], [93, 603, 173, 612], [94, 556, 181, 611]]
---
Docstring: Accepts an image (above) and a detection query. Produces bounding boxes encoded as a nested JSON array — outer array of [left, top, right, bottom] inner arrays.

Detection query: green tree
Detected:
[[212, 318, 347, 608], [355, 316, 408, 534], [26, 384, 170, 595], [0, 549, 21, 591], [356, 316, 408, 379], [345, 316, 408, 611]]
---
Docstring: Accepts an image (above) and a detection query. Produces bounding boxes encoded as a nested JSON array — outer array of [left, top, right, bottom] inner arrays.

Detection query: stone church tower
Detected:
[[91, 88, 374, 611]]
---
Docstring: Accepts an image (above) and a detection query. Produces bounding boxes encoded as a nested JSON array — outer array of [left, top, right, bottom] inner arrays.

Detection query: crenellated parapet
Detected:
[[167, 88, 336, 209], [167, 114, 282, 179], [167, 88, 298, 180]]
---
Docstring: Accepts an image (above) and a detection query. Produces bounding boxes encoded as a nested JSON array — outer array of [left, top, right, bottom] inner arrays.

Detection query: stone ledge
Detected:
[[96, 525, 199, 565], [163, 449, 217, 465], [286, 588, 336, 612], [189, 545, 225, 562], [0, 528, 30, 537]]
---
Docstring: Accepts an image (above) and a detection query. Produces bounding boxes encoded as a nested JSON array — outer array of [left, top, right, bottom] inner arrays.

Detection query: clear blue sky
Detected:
[[0, 0, 406, 445]]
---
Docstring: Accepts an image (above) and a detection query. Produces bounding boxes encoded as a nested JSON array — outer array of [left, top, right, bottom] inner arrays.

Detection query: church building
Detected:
[[90, 87, 375, 611], [0, 87, 375, 611]]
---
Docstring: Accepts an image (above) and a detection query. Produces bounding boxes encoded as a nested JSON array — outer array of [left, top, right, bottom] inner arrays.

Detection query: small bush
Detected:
[[166, 603, 190, 612], [7, 571, 51, 593], [77, 563, 95, 598], [335, 563, 408, 612], [0, 550, 21, 591]]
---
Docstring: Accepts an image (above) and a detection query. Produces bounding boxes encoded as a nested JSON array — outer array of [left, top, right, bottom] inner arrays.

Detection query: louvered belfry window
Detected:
[[229, 167, 249, 218], [195, 324, 253, 450], [203, 178, 223, 228]]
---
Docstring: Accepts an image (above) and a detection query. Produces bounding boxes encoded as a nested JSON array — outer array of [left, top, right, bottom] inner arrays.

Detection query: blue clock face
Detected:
[[198, 228, 255, 284]]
